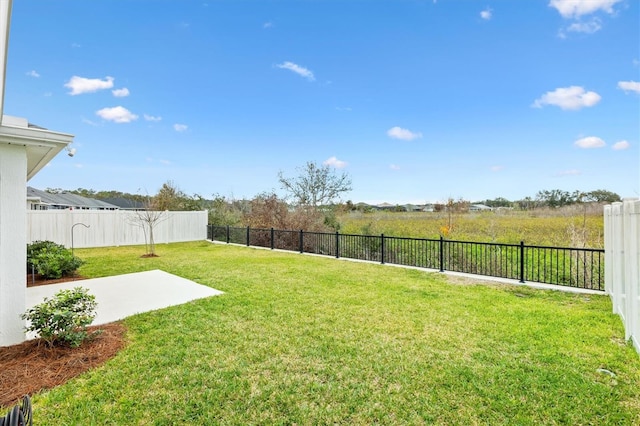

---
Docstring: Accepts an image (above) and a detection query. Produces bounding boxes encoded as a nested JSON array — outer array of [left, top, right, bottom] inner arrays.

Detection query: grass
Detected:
[[339, 210, 604, 247], [27, 241, 639, 424]]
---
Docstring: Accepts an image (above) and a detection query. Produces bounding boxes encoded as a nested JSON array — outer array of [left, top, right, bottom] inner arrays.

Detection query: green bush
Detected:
[[27, 240, 84, 279], [22, 287, 98, 348], [27, 240, 61, 271]]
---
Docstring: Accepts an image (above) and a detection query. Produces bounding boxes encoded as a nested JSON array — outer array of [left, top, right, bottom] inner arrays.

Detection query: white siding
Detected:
[[0, 144, 27, 346]]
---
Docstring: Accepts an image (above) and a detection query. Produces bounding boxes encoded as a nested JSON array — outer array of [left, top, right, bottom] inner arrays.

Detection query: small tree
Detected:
[[278, 161, 352, 207], [208, 194, 243, 226], [242, 192, 326, 231], [129, 195, 167, 257], [154, 180, 201, 211]]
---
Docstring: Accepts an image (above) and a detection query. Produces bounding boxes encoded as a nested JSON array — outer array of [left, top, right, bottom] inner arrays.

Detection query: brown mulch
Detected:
[[0, 323, 128, 408], [0, 275, 128, 408], [26, 273, 89, 288]]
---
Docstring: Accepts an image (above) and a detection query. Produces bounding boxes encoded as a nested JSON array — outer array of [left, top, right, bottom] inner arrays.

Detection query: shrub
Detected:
[[27, 240, 84, 279], [22, 287, 98, 348], [27, 240, 61, 272]]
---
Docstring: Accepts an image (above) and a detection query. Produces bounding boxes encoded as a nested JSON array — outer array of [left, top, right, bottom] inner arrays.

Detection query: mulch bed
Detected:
[[0, 323, 128, 408], [0, 275, 128, 408], [26, 273, 89, 288]]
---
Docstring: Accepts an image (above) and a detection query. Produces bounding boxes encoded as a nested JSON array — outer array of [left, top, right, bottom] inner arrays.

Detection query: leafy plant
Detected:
[[22, 287, 98, 348], [27, 240, 62, 272], [27, 240, 84, 279]]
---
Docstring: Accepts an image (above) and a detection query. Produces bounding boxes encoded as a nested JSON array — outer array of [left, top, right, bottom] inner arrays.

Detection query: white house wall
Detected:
[[27, 210, 208, 248], [0, 144, 26, 345]]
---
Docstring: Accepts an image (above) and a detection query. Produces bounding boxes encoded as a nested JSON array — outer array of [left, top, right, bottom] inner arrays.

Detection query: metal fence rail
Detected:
[[208, 225, 605, 291]]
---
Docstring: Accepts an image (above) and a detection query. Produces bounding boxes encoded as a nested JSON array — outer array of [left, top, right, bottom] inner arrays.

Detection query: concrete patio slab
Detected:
[[26, 270, 223, 330]]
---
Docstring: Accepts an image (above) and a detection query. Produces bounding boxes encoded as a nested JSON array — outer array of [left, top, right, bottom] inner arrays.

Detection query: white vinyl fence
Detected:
[[27, 210, 207, 248], [604, 199, 640, 355]]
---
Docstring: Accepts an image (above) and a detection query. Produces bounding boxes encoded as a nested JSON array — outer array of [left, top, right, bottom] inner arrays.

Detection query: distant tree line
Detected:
[[482, 189, 621, 210], [49, 173, 622, 229]]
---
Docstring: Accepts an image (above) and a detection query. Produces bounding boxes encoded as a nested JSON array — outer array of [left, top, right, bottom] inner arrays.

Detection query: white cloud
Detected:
[[335, 106, 352, 112], [65, 75, 114, 95], [159, 159, 172, 165], [323, 156, 348, 168], [480, 8, 492, 20], [112, 88, 130, 97], [276, 61, 315, 81], [26, 70, 40, 78], [490, 165, 504, 172], [574, 136, 606, 149], [549, 0, 621, 18], [612, 140, 630, 150], [390, 164, 401, 170], [96, 106, 138, 123], [618, 80, 640, 94], [263, 22, 273, 29], [566, 18, 602, 34], [387, 126, 422, 141], [144, 114, 162, 122], [174, 124, 188, 132], [532, 86, 601, 110]]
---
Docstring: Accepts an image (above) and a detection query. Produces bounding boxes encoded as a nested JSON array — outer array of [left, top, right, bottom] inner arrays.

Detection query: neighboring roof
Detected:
[[100, 197, 146, 210], [27, 187, 119, 209], [470, 204, 493, 210]]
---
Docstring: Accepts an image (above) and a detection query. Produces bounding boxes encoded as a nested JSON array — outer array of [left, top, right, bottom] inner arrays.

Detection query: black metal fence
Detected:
[[207, 225, 605, 291]]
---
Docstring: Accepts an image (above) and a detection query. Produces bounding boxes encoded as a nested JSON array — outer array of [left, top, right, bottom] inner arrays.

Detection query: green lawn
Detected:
[[31, 241, 639, 424]]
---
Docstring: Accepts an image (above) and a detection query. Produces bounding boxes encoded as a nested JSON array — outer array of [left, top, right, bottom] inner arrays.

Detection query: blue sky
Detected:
[[5, 0, 639, 204]]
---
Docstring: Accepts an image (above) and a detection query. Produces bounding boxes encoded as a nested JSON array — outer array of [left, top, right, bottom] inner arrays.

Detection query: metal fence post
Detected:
[[520, 241, 525, 283], [226, 225, 230, 244], [299, 230, 304, 253], [381, 234, 385, 264], [439, 236, 444, 272], [271, 227, 275, 250], [246, 226, 250, 247], [336, 231, 340, 258]]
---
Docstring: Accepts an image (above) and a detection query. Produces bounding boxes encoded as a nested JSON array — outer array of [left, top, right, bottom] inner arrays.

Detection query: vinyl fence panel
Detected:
[[604, 199, 640, 355], [27, 210, 207, 248]]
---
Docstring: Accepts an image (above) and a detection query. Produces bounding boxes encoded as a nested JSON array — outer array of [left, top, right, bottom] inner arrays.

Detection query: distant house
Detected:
[[422, 203, 435, 212], [469, 204, 493, 212], [375, 202, 396, 211], [403, 204, 422, 212], [100, 197, 146, 210], [27, 187, 119, 210]]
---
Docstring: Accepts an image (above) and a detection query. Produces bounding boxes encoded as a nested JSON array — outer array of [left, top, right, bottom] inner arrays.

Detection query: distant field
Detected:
[[338, 208, 604, 248]]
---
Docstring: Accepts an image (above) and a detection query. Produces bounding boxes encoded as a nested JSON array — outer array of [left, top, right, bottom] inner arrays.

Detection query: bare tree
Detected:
[[278, 161, 352, 207], [128, 195, 168, 257]]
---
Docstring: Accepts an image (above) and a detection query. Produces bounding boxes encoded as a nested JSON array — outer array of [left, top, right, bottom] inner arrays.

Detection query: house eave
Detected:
[[0, 117, 74, 180]]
